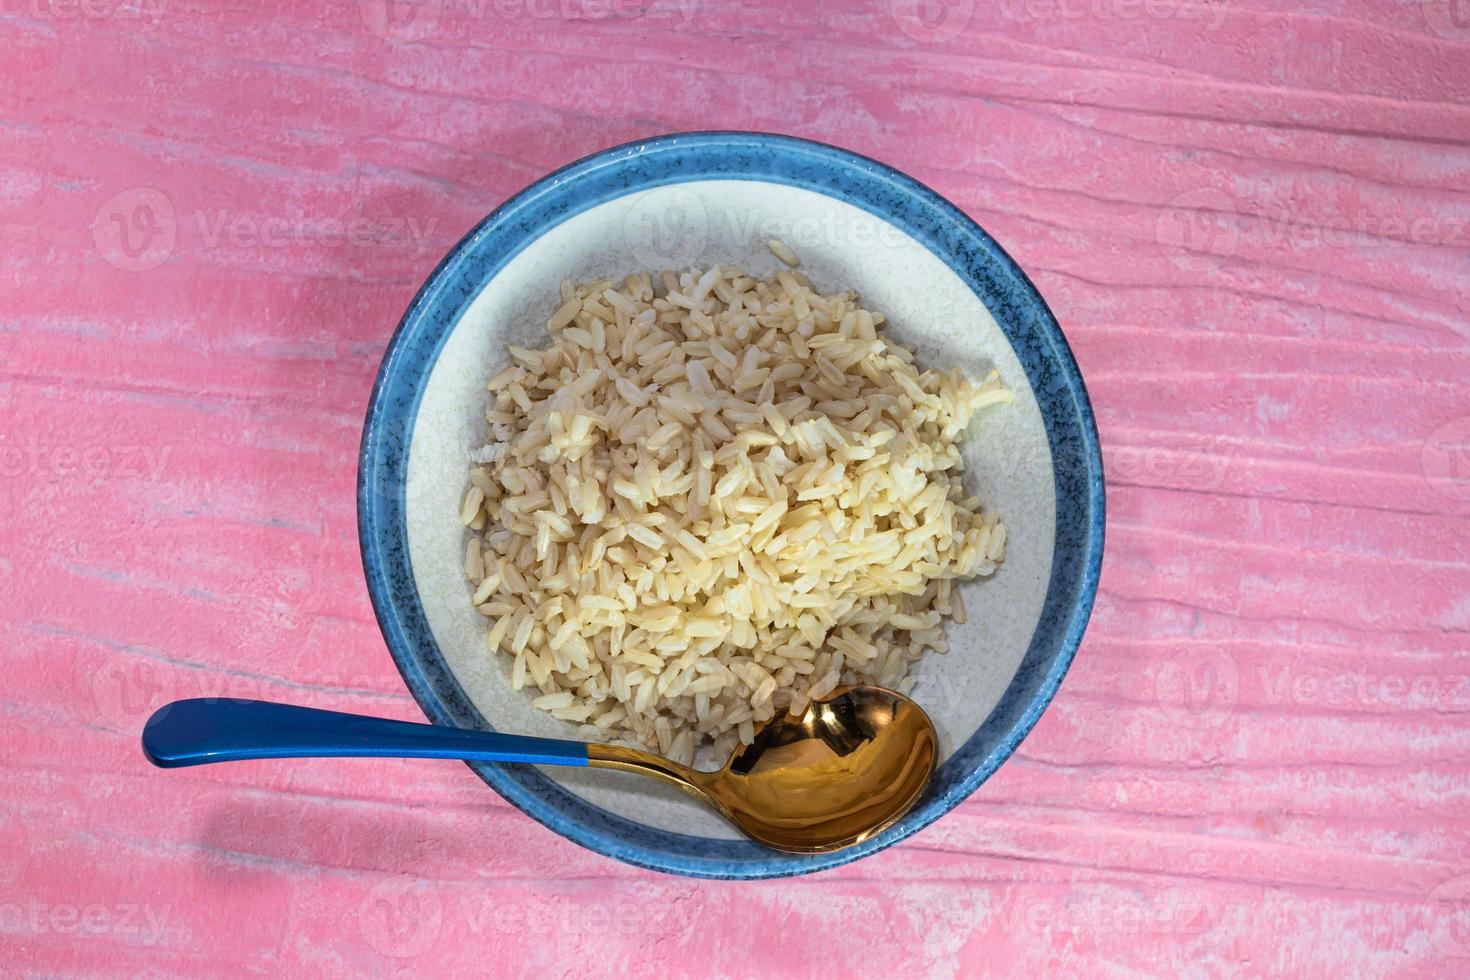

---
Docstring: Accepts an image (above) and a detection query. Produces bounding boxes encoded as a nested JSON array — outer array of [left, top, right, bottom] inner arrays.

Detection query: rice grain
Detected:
[[463, 252, 1011, 755]]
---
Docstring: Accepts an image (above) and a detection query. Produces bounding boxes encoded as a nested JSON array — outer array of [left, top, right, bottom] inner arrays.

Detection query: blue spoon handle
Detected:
[[141, 698, 590, 769]]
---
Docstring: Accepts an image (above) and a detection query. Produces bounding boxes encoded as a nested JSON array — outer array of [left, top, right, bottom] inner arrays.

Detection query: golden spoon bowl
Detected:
[[587, 685, 938, 852]]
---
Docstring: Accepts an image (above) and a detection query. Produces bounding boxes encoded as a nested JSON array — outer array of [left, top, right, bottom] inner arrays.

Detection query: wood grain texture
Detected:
[[1, 0, 1467, 975]]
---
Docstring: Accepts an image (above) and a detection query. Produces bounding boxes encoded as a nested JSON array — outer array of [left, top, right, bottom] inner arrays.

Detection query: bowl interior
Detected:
[[359, 132, 1103, 878], [406, 179, 1055, 839]]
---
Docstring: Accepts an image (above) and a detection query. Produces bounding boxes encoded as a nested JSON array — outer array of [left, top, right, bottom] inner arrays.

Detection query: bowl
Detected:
[[358, 131, 1104, 878]]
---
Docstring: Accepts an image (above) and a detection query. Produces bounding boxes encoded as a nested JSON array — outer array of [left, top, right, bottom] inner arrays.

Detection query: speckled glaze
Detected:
[[358, 132, 1105, 879]]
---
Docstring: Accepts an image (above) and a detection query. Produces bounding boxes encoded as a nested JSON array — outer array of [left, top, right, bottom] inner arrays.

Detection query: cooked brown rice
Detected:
[[462, 248, 1011, 764]]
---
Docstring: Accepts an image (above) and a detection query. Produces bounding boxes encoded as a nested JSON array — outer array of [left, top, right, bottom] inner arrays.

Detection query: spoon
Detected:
[[141, 685, 937, 853]]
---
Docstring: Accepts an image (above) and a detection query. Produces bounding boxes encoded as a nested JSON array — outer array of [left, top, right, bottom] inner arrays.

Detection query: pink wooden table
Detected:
[[4, 1, 1468, 975]]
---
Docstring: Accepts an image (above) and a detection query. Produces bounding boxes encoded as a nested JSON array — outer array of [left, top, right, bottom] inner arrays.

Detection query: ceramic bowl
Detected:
[[358, 131, 1104, 878]]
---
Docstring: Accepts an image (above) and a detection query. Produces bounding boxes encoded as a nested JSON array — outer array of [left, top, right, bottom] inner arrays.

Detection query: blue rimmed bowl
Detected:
[[358, 131, 1104, 879]]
